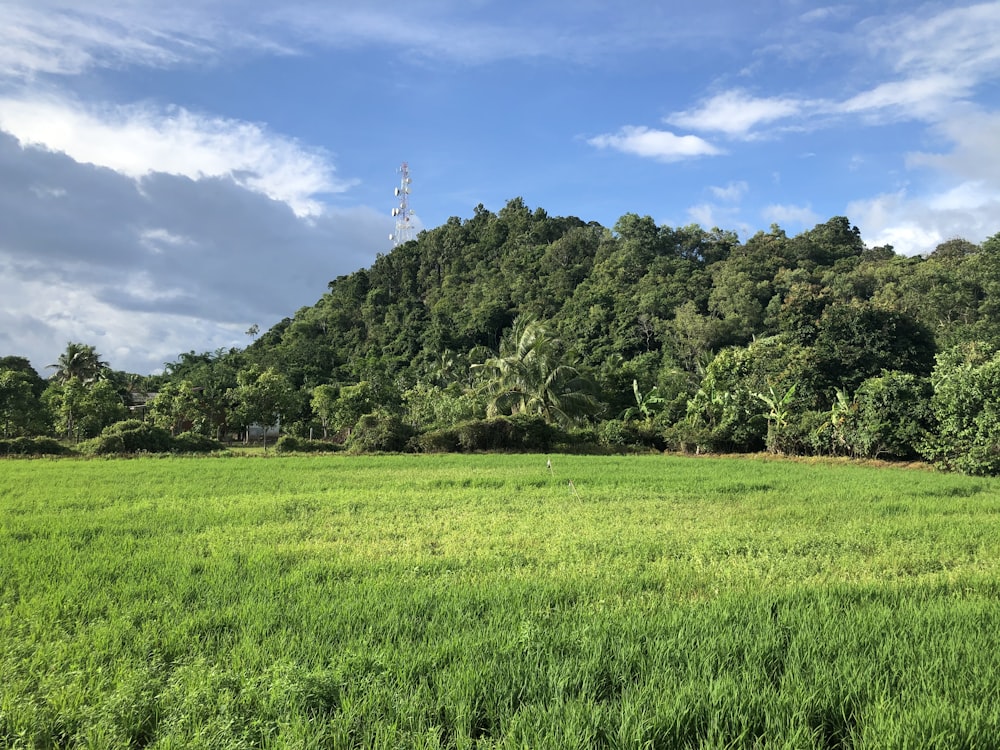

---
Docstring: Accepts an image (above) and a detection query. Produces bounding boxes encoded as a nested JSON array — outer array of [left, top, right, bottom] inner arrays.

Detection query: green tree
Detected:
[[42, 378, 126, 441], [330, 381, 382, 438], [0, 369, 46, 437], [310, 383, 340, 439], [47, 342, 109, 384], [227, 366, 296, 451], [149, 380, 206, 436], [851, 371, 933, 460], [0, 357, 47, 397], [920, 343, 1000, 475], [812, 303, 935, 394], [474, 317, 601, 426]]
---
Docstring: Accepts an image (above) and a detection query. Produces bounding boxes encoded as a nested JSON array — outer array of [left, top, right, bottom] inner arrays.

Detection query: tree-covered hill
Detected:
[[244, 199, 997, 403], [7, 199, 1000, 472]]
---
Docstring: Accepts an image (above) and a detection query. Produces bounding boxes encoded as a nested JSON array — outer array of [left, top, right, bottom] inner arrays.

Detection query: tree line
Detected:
[[5, 198, 1000, 472]]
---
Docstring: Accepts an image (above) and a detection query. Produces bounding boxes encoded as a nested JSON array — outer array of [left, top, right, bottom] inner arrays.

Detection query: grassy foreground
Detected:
[[2, 454, 1000, 749]]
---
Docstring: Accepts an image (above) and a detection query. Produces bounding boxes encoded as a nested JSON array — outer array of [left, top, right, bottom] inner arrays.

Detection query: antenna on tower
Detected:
[[389, 161, 413, 247]]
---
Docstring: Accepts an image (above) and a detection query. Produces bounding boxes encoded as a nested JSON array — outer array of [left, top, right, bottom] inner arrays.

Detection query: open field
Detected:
[[2, 454, 1000, 748]]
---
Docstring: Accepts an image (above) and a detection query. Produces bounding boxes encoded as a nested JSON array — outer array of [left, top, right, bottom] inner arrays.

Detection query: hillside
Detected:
[[24, 198, 1000, 471]]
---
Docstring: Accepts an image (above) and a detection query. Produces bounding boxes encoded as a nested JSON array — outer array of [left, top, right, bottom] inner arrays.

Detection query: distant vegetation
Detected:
[[5, 201, 1000, 472], [4, 454, 1000, 746]]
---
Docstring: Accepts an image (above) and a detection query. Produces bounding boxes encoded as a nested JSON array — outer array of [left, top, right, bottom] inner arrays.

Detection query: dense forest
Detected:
[[6, 198, 1000, 474]]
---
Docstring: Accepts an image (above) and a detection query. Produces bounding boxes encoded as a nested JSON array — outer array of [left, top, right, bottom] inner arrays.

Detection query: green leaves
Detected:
[[474, 317, 601, 427]]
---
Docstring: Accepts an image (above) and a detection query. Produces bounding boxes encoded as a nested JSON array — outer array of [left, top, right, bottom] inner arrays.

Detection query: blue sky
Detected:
[[2, 1, 999, 375]]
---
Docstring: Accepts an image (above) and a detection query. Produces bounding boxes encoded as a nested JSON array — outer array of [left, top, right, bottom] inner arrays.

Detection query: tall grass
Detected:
[[2, 454, 999, 747]]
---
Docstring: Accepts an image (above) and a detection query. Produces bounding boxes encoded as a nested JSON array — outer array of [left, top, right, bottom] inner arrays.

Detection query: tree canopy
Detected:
[[6, 204, 1000, 472]]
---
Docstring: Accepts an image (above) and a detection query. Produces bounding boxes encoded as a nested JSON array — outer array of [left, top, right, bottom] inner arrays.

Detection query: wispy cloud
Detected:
[[875, 2, 1000, 81], [667, 90, 804, 139], [0, 95, 350, 217], [0, 1, 293, 79], [710, 181, 749, 202], [762, 203, 819, 228], [839, 74, 971, 121], [587, 126, 720, 162]]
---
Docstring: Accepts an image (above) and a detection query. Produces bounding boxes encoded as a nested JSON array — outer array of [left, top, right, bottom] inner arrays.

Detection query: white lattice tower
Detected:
[[390, 162, 413, 246]]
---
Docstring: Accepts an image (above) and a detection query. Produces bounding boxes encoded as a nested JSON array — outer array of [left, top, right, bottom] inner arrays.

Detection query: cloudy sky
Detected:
[[2, 1, 999, 375]]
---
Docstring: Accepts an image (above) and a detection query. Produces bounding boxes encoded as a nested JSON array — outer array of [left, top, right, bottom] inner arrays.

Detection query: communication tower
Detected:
[[389, 161, 413, 246]]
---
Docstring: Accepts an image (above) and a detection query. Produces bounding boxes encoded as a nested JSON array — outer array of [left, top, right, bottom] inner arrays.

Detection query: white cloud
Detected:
[[0, 263, 242, 376], [762, 203, 819, 228], [876, 2, 1000, 82], [0, 1, 292, 79], [839, 74, 969, 120], [710, 181, 748, 202], [667, 90, 803, 138], [906, 109, 1000, 183], [0, 95, 351, 217], [847, 186, 1000, 256], [587, 126, 720, 162], [799, 6, 851, 24], [0, 130, 389, 374]]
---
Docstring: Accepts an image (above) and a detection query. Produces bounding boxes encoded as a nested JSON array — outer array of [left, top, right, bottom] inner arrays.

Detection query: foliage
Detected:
[[754, 383, 797, 454], [170, 431, 226, 454], [43, 378, 127, 441], [850, 371, 934, 460], [226, 366, 296, 450], [0, 436, 71, 456], [148, 380, 209, 436], [309, 383, 339, 439], [82, 419, 173, 455], [598, 418, 664, 450], [274, 435, 343, 453], [812, 303, 935, 393], [920, 343, 1000, 475], [474, 316, 601, 426], [11, 205, 1000, 470], [619, 378, 665, 423], [409, 426, 463, 453], [400, 382, 484, 430], [451, 414, 559, 452], [346, 411, 415, 453], [47, 342, 109, 384], [0, 369, 48, 437]]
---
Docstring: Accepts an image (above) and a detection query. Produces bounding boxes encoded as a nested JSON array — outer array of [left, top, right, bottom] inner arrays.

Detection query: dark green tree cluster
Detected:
[[5, 201, 1000, 471]]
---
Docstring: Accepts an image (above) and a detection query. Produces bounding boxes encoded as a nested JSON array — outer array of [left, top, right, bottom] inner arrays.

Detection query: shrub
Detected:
[[784, 409, 835, 456], [598, 419, 664, 450], [456, 415, 559, 452], [348, 411, 415, 453], [409, 428, 461, 453], [84, 420, 172, 455], [275, 435, 342, 453], [0, 436, 72, 456], [171, 431, 225, 454]]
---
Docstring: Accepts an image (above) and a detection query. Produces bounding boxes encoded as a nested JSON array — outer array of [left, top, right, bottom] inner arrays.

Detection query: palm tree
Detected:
[[47, 342, 109, 384], [473, 317, 601, 426]]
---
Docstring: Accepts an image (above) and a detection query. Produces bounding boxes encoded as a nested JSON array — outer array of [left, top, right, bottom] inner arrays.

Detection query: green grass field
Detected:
[[2, 453, 1000, 748]]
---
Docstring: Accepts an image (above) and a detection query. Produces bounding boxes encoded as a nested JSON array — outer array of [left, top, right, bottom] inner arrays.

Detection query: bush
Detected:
[[0, 436, 72, 456], [455, 415, 559, 452], [347, 411, 415, 453], [598, 419, 664, 450], [409, 428, 461, 453], [84, 420, 172, 455], [275, 435, 342, 453], [171, 431, 225, 454], [784, 409, 835, 456]]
